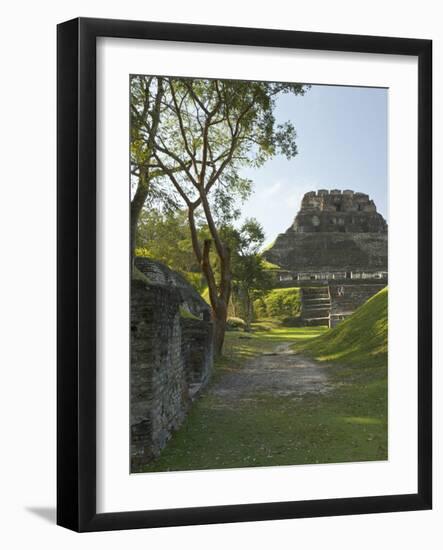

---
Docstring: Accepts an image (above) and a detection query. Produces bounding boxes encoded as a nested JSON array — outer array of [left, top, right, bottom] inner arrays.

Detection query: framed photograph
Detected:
[[57, 17, 432, 532]]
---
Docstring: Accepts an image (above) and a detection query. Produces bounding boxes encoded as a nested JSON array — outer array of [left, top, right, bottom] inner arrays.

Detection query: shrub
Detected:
[[281, 316, 303, 327], [253, 297, 267, 318], [226, 317, 247, 331], [254, 287, 301, 320], [183, 272, 207, 294]]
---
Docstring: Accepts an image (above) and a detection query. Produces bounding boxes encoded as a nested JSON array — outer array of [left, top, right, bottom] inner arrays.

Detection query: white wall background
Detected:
[[0, 0, 440, 547]]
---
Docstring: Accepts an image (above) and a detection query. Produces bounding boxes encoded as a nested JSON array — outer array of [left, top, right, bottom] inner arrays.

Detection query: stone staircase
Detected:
[[301, 286, 331, 326], [300, 283, 386, 328], [328, 283, 386, 327]]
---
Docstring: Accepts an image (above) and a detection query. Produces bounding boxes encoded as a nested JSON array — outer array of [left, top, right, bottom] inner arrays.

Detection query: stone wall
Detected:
[[131, 277, 213, 472], [181, 318, 213, 397], [265, 232, 388, 274], [135, 256, 209, 318]]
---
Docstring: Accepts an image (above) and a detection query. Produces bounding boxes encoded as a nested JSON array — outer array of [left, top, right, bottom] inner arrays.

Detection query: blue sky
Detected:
[[238, 84, 388, 246]]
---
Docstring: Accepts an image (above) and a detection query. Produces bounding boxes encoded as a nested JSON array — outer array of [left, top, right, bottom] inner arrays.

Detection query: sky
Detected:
[[237, 84, 388, 247]]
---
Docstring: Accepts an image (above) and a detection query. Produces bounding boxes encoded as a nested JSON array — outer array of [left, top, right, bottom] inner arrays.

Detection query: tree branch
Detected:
[[153, 152, 192, 207]]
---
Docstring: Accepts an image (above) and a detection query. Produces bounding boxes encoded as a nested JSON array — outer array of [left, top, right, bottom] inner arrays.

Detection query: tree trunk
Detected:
[[245, 291, 252, 332], [130, 77, 164, 266], [130, 174, 149, 262], [188, 211, 232, 357], [213, 301, 228, 356], [200, 238, 232, 356]]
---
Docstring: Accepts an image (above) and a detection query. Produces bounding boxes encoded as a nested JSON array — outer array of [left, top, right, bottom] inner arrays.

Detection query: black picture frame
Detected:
[[57, 17, 432, 532]]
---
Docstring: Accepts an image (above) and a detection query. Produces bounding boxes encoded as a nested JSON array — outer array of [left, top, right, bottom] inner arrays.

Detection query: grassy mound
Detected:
[[298, 287, 388, 369], [201, 286, 210, 305]]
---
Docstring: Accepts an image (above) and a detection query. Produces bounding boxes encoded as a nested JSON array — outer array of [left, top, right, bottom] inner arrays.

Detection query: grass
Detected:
[[261, 259, 282, 270], [296, 286, 388, 369], [222, 320, 325, 361], [131, 266, 150, 284], [140, 291, 388, 473], [141, 392, 386, 472], [179, 306, 200, 320], [201, 286, 210, 305]]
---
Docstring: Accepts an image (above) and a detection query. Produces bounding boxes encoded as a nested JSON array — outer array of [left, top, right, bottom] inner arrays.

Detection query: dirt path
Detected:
[[210, 341, 332, 404]]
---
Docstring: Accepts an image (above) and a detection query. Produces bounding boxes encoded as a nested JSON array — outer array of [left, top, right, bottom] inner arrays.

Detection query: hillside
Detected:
[[298, 287, 388, 369]]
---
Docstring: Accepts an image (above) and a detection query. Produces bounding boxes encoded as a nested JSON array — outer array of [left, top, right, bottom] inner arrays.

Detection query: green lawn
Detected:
[[140, 295, 388, 472], [222, 320, 325, 361]]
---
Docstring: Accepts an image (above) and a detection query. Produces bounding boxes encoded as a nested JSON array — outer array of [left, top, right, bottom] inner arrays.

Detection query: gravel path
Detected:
[[210, 341, 332, 403]]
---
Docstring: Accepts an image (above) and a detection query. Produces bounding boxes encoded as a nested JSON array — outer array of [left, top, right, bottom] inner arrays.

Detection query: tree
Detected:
[[131, 76, 191, 259], [135, 208, 208, 292], [135, 209, 199, 272], [137, 77, 307, 354], [230, 220, 273, 330], [130, 76, 166, 258]]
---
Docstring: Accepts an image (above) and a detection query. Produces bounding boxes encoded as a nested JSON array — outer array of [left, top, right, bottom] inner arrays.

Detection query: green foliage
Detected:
[[131, 76, 309, 352], [135, 209, 208, 292], [228, 219, 274, 326], [255, 287, 302, 320], [136, 209, 198, 270], [132, 76, 308, 217], [135, 209, 275, 305], [183, 272, 207, 294], [298, 287, 388, 368], [130, 77, 177, 212]]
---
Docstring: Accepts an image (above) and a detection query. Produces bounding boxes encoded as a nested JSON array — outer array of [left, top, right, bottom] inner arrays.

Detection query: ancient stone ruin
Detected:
[[263, 189, 388, 326], [131, 258, 213, 472], [264, 189, 387, 280]]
